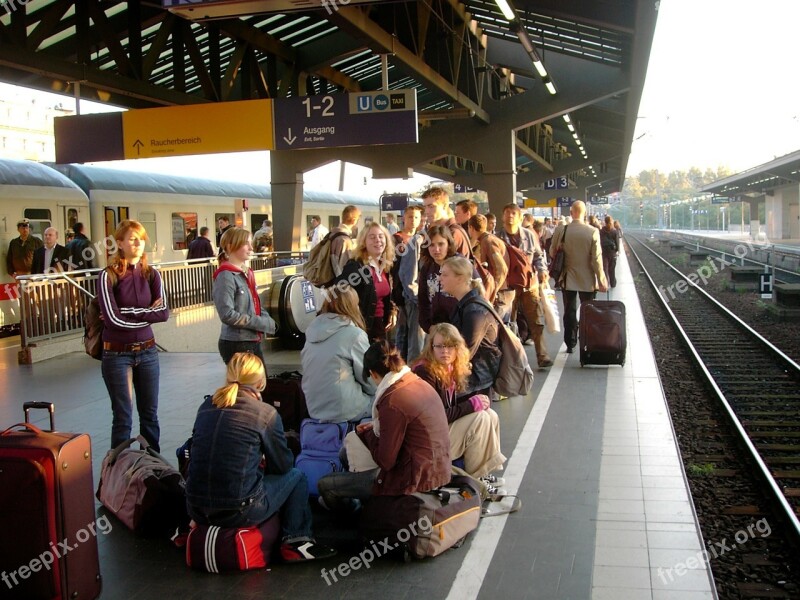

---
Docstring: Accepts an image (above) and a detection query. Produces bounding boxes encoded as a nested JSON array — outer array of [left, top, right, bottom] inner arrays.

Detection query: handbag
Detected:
[[97, 436, 189, 536], [343, 430, 379, 472], [549, 225, 568, 286], [540, 284, 561, 334]]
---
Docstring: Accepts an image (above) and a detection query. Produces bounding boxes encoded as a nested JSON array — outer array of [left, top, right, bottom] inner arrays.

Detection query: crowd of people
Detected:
[[45, 188, 621, 565]]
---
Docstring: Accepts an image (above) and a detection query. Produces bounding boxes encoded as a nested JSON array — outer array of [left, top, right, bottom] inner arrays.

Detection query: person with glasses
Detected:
[[6, 218, 43, 278], [413, 323, 506, 485]]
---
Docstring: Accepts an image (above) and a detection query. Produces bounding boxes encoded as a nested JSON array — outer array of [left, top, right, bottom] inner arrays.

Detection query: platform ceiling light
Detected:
[[544, 80, 557, 95], [495, 0, 517, 21], [567, 123, 575, 132]]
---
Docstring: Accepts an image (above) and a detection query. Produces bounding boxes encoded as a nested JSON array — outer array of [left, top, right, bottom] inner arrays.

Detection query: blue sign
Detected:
[[557, 197, 574, 208], [381, 194, 409, 211], [274, 90, 418, 150], [711, 196, 730, 204], [301, 280, 317, 314], [544, 176, 569, 190]]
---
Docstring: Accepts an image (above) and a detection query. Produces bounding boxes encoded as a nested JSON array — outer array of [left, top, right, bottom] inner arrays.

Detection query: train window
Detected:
[[23, 208, 51, 239], [252, 214, 269, 231], [328, 215, 340, 230], [139, 211, 157, 253], [172, 212, 197, 251]]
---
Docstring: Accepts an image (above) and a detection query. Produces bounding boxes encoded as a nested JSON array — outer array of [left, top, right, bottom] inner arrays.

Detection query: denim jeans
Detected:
[[218, 339, 265, 366], [101, 346, 160, 451], [190, 468, 312, 539]]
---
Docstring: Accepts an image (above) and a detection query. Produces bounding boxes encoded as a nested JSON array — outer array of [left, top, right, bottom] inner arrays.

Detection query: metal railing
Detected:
[[16, 251, 308, 346]]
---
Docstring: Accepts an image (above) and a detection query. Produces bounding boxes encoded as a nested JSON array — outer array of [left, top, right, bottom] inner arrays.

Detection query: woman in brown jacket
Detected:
[[317, 342, 451, 511]]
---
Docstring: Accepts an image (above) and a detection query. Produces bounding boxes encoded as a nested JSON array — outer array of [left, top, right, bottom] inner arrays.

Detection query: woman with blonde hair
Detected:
[[332, 222, 396, 341], [301, 287, 376, 422], [413, 323, 506, 483], [186, 352, 336, 562], [213, 227, 276, 364], [98, 220, 169, 451], [439, 256, 500, 400]]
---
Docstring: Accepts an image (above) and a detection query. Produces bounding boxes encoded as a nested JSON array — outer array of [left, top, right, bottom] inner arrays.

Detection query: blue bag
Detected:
[[295, 419, 349, 496]]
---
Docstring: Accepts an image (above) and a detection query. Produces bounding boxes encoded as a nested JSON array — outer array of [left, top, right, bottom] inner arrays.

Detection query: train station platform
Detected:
[[0, 248, 716, 600]]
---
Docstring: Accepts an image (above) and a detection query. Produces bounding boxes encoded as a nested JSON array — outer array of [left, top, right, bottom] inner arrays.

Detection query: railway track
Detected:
[[626, 234, 800, 548]]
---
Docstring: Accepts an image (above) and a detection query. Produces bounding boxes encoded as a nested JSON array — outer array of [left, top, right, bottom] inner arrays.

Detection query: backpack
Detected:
[[503, 243, 534, 290], [472, 258, 496, 302], [84, 296, 103, 360], [465, 297, 534, 398], [303, 231, 348, 287]]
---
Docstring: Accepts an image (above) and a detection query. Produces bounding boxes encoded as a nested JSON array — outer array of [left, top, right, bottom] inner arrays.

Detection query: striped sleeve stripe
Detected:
[[99, 270, 148, 330]]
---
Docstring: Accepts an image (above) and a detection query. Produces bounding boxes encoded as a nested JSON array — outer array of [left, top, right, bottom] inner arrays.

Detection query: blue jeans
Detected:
[[191, 468, 312, 540], [102, 346, 160, 451]]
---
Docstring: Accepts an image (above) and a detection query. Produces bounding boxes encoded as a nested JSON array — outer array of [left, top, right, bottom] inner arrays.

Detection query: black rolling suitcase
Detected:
[[262, 371, 308, 455], [0, 402, 102, 600], [579, 299, 626, 366]]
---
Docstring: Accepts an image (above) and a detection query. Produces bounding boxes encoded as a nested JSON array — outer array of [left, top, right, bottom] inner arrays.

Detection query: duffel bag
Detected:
[[361, 475, 481, 559], [97, 436, 189, 537], [186, 514, 280, 573]]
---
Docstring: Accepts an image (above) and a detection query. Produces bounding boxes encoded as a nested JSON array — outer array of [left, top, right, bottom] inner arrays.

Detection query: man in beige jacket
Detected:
[[549, 201, 607, 353]]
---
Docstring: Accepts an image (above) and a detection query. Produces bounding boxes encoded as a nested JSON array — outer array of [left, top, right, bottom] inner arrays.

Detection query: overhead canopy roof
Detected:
[[0, 0, 657, 197], [700, 150, 800, 198]]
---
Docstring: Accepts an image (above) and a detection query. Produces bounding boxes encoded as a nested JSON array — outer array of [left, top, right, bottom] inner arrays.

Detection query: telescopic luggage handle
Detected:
[[23, 401, 55, 431]]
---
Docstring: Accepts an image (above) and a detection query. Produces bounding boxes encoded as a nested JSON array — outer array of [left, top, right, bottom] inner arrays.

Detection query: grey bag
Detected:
[[96, 436, 188, 536]]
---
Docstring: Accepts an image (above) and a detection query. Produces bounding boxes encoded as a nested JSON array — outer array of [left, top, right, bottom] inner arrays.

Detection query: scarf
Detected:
[[213, 261, 263, 338], [370, 365, 411, 437]]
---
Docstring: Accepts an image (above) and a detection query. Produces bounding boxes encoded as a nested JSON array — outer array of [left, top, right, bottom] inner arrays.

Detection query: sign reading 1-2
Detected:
[[302, 96, 334, 117], [544, 176, 569, 190], [273, 89, 418, 150]]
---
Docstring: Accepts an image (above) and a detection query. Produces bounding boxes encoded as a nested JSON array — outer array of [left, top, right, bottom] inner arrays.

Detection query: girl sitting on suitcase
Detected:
[[301, 287, 376, 423], [185, 352, 336, 562], [412, 323, 506, 487], [317, 342, 451, 512]]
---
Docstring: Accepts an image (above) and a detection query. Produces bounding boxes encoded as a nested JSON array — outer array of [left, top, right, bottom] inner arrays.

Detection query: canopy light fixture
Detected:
[[545, 80, 557, 95], [495, 0, 516, 21]]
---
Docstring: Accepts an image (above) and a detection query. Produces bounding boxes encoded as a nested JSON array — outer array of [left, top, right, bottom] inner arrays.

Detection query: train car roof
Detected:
[[50, 163, 378, 206], [0, 158, 85, 191]]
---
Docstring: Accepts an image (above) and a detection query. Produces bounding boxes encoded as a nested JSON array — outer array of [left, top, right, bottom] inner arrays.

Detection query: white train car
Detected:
[[0, 160, 379, 334], [54, 163, 380, 266], [0, 158, 91, 331]]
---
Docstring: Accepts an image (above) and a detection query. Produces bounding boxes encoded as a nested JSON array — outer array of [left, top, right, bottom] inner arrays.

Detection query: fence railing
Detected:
[[16, 251, 307, 346]]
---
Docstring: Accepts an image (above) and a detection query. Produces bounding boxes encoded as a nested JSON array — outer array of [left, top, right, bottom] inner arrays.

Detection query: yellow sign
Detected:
[[122, 99, 273, 159], [524, 198, 557, 208]]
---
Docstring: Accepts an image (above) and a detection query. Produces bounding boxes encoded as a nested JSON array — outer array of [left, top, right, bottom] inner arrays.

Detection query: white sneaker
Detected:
[[480, 474, 506, 487]]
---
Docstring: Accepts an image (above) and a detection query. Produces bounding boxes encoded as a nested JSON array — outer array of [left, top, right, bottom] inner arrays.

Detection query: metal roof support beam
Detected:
[[329, 6, 490, 124]]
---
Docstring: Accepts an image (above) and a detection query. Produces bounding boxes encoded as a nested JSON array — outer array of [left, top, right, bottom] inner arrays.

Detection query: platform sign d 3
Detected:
[[273, 89, 418, 150], [544, 176, 569, 190]]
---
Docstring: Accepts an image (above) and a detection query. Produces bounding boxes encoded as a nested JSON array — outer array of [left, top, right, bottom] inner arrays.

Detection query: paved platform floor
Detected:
[[0, 248, 716, 599]]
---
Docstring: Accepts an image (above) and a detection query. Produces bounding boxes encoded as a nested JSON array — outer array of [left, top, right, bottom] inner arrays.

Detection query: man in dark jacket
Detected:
[[187, 227, 214, 260], [6, 218, 43, 277], [32, 227, 70, 274], [66, 222, 94, 271]]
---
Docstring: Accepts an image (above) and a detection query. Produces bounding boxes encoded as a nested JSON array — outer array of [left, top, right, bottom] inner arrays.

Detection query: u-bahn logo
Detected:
[[357, 96, 372, 112]]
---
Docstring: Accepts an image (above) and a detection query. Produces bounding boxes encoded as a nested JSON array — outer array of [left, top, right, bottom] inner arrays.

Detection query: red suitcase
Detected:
[[579, 300, 627, 366], [0, 402, 102, 600]]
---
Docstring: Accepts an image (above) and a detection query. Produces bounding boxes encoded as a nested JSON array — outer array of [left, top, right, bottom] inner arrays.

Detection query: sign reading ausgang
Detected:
[[273, 89, 417, 150]]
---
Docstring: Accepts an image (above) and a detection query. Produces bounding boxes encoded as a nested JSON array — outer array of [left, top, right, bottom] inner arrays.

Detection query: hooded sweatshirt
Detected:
[[300, 313, 376, 422]]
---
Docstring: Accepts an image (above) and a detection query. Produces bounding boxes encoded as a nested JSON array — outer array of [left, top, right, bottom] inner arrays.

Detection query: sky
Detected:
[[626, 0, 800, 176], [2, 0, 799, 186]]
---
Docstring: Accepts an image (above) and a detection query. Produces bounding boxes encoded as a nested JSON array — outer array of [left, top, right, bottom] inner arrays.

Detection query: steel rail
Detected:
[[626, 235, 800, 545]]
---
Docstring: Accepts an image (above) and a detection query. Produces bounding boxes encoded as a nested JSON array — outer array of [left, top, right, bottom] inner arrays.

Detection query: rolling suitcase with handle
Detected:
[[0, 402, 102, 600], [579, 299, 626, 366]]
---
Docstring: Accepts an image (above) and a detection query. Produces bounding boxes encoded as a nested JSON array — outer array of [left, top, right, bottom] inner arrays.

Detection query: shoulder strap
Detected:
[[463, 295, 504, 328]]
